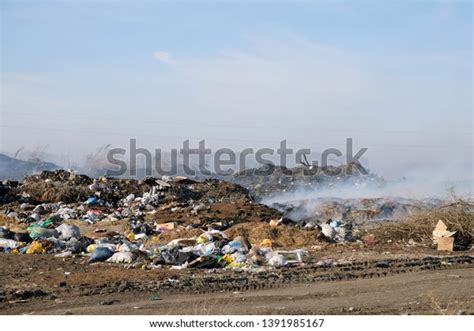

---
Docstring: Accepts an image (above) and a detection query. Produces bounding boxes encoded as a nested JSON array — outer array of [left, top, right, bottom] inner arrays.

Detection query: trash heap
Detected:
[[269, 197, 443, 224], [0, 214, 306, 270], [232, 164, 384, 199], [0, 170, 309, 269], [146, 230, 306, 269], [319, 219, 357, 243], [1, 169, 279, 227]]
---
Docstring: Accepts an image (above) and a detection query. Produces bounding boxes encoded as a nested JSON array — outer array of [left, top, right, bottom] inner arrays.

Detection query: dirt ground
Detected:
[[21, 268, 471, 315], [0, 250, 472, 315]]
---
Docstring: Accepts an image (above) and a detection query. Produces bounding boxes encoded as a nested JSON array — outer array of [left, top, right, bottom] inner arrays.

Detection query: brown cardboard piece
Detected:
[[437, 237, 454, 251], [432, 220, 456, 251], [156, 222, 177, 231], [269, 218, 283, 227]]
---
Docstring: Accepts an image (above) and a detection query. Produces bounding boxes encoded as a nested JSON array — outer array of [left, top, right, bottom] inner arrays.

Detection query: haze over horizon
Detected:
[[1, 1, 472, 189]]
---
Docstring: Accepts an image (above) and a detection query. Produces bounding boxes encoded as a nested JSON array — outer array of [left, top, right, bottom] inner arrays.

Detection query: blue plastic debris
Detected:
[[88, 247, 114, 263], [86, 196, 98, 205], [329, 220, 342, 228]]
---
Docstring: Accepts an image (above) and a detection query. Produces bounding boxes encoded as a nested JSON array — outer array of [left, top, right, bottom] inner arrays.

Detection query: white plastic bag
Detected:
[[0, 238, 19, 249], [107, 251, 134, 263], [55, 224, 81, 240], [267, 253, 286, 267]]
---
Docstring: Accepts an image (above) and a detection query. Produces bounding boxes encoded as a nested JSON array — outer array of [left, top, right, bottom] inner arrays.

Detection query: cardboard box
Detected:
[[432, 220, 456, 251], [437, 236, 454, 251]]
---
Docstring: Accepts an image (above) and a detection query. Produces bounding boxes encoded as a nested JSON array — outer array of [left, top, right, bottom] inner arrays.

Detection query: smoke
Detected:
[[260, 163, 472, 222]]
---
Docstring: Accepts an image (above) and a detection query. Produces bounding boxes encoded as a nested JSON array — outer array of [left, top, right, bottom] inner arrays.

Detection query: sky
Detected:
[[0, 0, 472, 186]]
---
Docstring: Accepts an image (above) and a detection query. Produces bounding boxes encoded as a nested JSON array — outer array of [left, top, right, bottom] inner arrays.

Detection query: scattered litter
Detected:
[[107, 252, 135, 264], [0, 169, 471, 278], [89, 247, 114, 263], [26, 241, 46, 254]]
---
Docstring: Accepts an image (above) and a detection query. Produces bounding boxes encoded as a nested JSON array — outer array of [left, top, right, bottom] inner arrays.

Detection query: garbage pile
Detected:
[[1, 169, 279, 226], [147, 230, 306, 269], [269, 197, 443, 224], [232, 164, 384, 199], [0, 215, 306, 270], [319, 219, 358, 243], [0, 170, 312, 269]]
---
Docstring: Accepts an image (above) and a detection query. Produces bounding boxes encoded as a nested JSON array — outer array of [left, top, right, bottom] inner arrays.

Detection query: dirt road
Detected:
[[67, 267, 474, 315], [1, 253, 472, 315]]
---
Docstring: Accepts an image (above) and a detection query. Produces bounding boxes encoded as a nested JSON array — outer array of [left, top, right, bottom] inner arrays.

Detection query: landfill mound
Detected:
[[1, 170, 323, 272], [5, 169, 252, 205], [231, 164, 384, 199], [229, 164, 473, 249], [268, 197, 444, 223], [0, 170, 473, 314]]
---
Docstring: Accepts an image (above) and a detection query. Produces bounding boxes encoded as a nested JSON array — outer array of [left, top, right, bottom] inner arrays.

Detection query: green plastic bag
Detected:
[[27, 218, 54, 239]]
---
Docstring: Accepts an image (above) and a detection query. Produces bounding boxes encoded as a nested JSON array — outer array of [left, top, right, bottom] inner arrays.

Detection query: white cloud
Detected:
[[153, 51, 172, 63]]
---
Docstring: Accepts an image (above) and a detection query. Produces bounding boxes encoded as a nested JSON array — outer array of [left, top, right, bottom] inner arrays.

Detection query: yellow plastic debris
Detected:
[[26, 241, 45, 254], [126, 233, 135, 241], [196, 233, 211, 244], [221, 254, 234, 264], [260, 239, 273, 248], [86, 244, 96, 253]]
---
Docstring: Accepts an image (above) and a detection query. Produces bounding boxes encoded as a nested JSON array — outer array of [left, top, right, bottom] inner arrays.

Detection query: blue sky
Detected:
[[0, 0, 472, 183], [2, 1, 471, 72]]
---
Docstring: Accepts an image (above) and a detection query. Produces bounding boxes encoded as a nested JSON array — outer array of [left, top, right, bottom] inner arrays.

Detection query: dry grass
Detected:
[[371, 199, 473, 249], [0, 214, 27, 231], [14, 181, 92, 203]]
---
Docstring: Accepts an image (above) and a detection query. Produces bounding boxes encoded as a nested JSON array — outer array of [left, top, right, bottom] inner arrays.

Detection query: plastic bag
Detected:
[[321, 224, 336, 240], [65, 237, 90, 254], [220, 254, 234, 265], [193, 242, 216, 256], [0, 228, 13, 239], [14, 232, 32, 243], [267, 253, 286, 267], [329, 219, 342, 228], [196, 233, 213, 244], [118, 242, 138, 252], [156, 246, 198, 265], [188, 256, 219, 269], [86, 196, 98, 205], [232, 251, 247, 263], [26, 241, 46, 254], [27, 218, 53, 232], [221, 240, 242, 254], [89, 247, 114, 263], [0, 238, 19, 249], [259, 239, 273, 248], [29, 227, 59, 239], [55, 224, 81, 240], [107, 252, 134, 263], [86, 244, 96, 253]]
